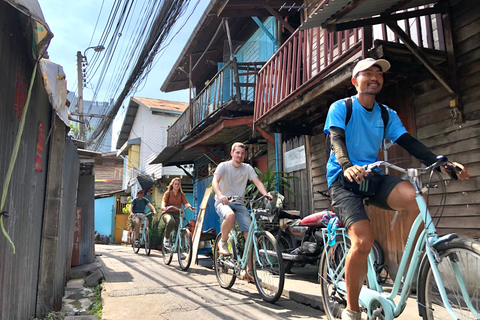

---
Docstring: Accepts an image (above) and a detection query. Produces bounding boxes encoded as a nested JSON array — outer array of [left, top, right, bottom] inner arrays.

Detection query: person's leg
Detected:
[[215, 201, 235, 255], [345, 220, 375, 312], [386, 180, 419, 227], [234, 203, 253, 272], [134, 215, 141, 240], [329, 179, 370, 319], [163, 213, 176, 239]]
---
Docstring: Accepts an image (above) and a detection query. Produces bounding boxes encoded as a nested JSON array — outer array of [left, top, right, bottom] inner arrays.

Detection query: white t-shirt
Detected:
[[214, 161, 258, 200]]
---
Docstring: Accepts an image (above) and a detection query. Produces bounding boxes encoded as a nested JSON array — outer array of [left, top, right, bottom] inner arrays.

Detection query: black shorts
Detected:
[[329, 174, 404, 229]]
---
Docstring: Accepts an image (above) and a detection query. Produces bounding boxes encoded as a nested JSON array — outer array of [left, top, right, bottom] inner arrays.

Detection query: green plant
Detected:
[[68, 123, 95, 139], [245, 164, 297, 199], [87, 282, 103, 319], [149, 205, 166, 248]]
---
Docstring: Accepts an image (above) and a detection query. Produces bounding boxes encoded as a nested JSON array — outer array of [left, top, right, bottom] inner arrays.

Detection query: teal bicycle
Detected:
[[161, 206, 195, 271], [320, 156, 480, 320], [213, 195, 285, 303], [132, 212, 152, 255]]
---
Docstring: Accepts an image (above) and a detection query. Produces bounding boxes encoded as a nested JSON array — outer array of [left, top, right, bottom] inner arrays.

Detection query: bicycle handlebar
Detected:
[[363, 155, 461, 180]]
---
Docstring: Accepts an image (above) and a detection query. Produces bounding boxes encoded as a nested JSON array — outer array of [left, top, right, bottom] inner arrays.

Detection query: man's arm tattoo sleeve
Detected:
[[330, 126, 353, 171], [395, 133, 437, 166]]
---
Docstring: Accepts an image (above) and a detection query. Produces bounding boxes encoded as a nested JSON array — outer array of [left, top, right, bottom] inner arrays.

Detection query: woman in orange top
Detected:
[[161, 177, 195, 239]]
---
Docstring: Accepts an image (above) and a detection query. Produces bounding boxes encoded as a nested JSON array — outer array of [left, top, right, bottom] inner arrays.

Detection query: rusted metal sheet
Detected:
[[78, 175, 96, 265]]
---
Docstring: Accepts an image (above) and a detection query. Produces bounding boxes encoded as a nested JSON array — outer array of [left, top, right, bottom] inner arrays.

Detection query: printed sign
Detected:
[[284, 145, 306, 172]]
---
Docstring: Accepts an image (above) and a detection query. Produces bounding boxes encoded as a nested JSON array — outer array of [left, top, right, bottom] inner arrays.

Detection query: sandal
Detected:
[[243, 270, 254, 283]]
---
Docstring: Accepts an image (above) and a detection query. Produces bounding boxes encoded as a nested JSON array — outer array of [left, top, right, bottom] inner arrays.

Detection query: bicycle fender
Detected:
[[416, 233, 459, 318]]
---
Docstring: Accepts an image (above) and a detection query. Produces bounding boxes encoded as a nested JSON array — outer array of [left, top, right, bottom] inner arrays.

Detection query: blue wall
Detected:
[[195, 176, 221, 235], [94, 196, 115, 243]]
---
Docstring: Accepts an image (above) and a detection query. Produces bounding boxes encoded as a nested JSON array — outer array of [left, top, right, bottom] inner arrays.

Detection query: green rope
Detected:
[[1, 60, 39, 254]]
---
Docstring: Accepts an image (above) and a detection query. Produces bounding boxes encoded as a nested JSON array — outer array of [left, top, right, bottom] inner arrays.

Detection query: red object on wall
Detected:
[[35, 123, 44, 172], [14, 67, 28, 118]]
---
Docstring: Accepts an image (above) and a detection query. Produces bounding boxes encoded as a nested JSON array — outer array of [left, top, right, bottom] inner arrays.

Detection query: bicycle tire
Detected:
[[251, 231, 285, 303], [162, 233, 174, 265], [417, 237, 480, 320], [213, 233, 237, 289], [144, 227, 151, 256], [178, 228, 193, 271], [276, 231, 295, 274], [319, 234, 350, 320], [132, 231, 140, 254]]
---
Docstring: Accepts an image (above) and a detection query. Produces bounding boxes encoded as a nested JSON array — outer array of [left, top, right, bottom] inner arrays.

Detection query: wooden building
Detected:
[[154, 0, 479, 275], [253, 0, 480, 275]]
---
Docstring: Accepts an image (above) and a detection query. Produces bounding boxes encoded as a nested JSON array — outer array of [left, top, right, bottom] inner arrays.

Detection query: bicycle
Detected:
[[319, 156, 480, 320], [213, 195, 286, 303], [161, 206, 195, 271], [131, 212, 152, 255]]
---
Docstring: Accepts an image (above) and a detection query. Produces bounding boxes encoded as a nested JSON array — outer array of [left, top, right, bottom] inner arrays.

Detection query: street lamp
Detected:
[[76, 45, 105, 141]]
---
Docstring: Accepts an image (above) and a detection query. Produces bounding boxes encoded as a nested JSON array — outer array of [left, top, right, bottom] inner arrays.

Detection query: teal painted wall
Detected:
[[94, 196, 115, 243]]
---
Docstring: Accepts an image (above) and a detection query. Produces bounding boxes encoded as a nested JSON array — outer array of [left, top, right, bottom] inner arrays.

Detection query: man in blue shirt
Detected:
[[324, 58, 470, 320], [129, 189, 157, 245]]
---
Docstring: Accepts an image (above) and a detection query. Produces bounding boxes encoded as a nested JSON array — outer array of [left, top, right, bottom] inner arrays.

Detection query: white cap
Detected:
[[352, 58, 390, 78]]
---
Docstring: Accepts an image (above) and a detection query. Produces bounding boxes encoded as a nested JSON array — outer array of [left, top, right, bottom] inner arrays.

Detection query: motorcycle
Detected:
[[267, 191, 386, 281]]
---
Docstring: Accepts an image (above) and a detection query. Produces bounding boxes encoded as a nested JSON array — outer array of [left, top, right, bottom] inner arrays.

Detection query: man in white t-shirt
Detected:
[[212, 142, 272, 281]]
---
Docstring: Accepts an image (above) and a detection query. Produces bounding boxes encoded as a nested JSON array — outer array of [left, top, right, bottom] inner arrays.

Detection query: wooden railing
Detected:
[[167, 61, 264, 147], [254, 9, 445, 125]]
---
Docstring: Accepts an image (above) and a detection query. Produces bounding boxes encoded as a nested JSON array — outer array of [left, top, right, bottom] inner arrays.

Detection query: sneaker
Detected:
[[243, 270, 254, 283], [342, 309, 361, 320], [164, 238, 170, 247], [217, 240, 230, 255], [134, 239, 140, 246]]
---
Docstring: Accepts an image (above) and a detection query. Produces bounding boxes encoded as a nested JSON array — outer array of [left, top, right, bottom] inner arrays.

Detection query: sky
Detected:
[[38, 0, 209, 149]]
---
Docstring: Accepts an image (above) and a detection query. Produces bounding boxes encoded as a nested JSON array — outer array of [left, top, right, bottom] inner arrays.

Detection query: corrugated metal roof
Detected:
[[133, 96, 188, 113], [116, 97, 188, 149], [300, 0, 439, 30]]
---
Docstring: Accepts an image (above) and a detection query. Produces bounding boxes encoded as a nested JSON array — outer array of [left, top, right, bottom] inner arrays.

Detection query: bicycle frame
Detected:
[[323, 161, 479, 319], [222, 198, 269, 275], [135, 212, 151, 244], [165, 208, 187, 253]]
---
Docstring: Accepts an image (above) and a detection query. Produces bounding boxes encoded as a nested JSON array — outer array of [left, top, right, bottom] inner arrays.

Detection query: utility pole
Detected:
[[76, 51, 85, 140], [76, 45, 105, 141]]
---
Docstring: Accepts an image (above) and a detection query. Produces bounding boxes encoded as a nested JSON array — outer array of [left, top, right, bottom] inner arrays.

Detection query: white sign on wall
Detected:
[[284, 145, 306, 173]]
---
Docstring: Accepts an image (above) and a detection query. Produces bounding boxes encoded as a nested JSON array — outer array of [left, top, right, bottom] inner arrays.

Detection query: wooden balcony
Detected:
[[254, 7, 445, 126], [167, 60, 264, 147]]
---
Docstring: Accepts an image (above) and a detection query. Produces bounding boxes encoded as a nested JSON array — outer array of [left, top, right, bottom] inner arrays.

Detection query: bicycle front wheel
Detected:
[[251, 231, 285, 303], [178, 228, 193, 271], [132, 231, 140, 254], [213, 233, 237, 289], [418, 237, 480, 320], [144, 228, 151, 256], [162, 233, 174, 265]]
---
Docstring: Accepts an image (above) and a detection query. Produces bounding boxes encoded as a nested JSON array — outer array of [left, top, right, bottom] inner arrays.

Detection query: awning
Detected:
[[39, 59, 69, 126], [117, 137, 141, 156], [299, 0, 439, 31], [150, 146, 206, 167]]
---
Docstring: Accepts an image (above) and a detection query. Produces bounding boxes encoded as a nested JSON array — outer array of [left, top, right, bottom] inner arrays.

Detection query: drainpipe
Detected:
[[252, 16, 280, 188], [275, 134, 281, 192]]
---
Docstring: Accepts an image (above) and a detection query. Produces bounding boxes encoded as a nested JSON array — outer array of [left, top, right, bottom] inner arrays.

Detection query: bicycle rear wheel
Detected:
[[418, 237, 480, 320], [131, 231, 140, 254], [178, 228, 192, 271], [144, 227, 151, 255], [213, 233, 237, 289], [251, 231, 285, 303], [320, 234, 350, 320], [162, 233, 174, 265]]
